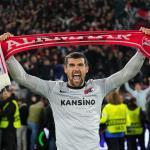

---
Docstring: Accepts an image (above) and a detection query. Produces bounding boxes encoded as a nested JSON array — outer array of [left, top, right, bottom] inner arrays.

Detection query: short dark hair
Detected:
[[64, 52, 88, 66]]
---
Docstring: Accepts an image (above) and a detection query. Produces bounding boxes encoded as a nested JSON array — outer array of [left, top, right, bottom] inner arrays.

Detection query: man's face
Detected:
[[64, 58, 89, 87]]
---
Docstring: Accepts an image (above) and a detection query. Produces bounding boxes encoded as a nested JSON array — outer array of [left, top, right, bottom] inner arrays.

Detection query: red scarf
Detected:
[[0, 30, 150, 60], [0, 30, 149, 90]]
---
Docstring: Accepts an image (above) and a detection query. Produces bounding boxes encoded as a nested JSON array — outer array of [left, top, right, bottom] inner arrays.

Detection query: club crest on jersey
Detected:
[[84, 87, 94, 94]]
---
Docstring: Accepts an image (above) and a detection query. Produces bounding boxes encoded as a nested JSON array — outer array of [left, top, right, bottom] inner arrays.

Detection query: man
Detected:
[[0, 27, 149, 150], [0, 88, 21, 150], [125, 81, 150, 112]]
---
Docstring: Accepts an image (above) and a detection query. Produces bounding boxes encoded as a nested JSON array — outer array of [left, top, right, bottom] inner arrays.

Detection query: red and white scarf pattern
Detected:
[[0, 30, 150, 90]]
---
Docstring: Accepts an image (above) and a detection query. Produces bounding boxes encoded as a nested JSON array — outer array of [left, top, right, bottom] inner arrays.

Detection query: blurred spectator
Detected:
[[39, 57, 53, 80], [100, 90, 129, 150], [125, 81, 150, 149], [17, 98, 29, 150], [27, 97, 45, 150], [0, 88, 21, 150], [126, 97, 145, 150], [125, 81, 150, 112], [43, 104, 56, 150], [37, 101, 56, 150]]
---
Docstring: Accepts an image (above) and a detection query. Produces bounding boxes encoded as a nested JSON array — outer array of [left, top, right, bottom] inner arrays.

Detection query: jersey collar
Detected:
[[67, 82, 86, 89]]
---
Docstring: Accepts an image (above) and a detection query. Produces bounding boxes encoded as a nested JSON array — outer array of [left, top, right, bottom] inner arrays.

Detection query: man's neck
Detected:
[[67, 82, 86, 89]]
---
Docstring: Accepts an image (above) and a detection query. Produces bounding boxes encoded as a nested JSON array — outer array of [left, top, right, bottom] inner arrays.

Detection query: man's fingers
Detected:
[[140, 27, 150, 35], [0, 32, 13, 41], [139, 27, 144, 31]]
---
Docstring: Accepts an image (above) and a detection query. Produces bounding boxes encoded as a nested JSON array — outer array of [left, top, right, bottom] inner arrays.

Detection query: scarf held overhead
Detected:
[[0, 30, 150, 60], [0, 30, 150, 90]]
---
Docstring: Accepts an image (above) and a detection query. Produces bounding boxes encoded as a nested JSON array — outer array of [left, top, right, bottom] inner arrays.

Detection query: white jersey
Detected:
[[43, 80, 106, 150], [7, 51, 145, 150]]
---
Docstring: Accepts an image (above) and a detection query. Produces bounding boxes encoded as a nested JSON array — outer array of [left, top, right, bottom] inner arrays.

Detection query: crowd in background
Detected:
[[0, 0, 150, 150]]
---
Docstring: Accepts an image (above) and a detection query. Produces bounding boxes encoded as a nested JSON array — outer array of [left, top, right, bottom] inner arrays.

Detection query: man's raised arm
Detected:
[[104, 27, 150, 94], [0, 33, 50, 97], [105, 50, 145, 94], [6, 56, 50, 97]]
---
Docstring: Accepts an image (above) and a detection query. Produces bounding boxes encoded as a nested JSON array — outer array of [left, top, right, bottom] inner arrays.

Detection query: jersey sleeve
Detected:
[[104, 51, 145, 95], [6, 56, 53, 97]]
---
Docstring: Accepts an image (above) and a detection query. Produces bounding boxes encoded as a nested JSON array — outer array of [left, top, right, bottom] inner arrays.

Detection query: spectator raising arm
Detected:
[[125, 82, 134, 95]]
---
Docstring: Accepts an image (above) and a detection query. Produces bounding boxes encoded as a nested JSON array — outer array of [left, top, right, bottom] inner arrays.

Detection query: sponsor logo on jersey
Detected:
[[61, 98, 95, 106]]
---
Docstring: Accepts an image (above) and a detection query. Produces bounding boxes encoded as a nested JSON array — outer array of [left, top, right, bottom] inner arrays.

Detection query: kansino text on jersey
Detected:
[[61, 99, 96, 106]]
